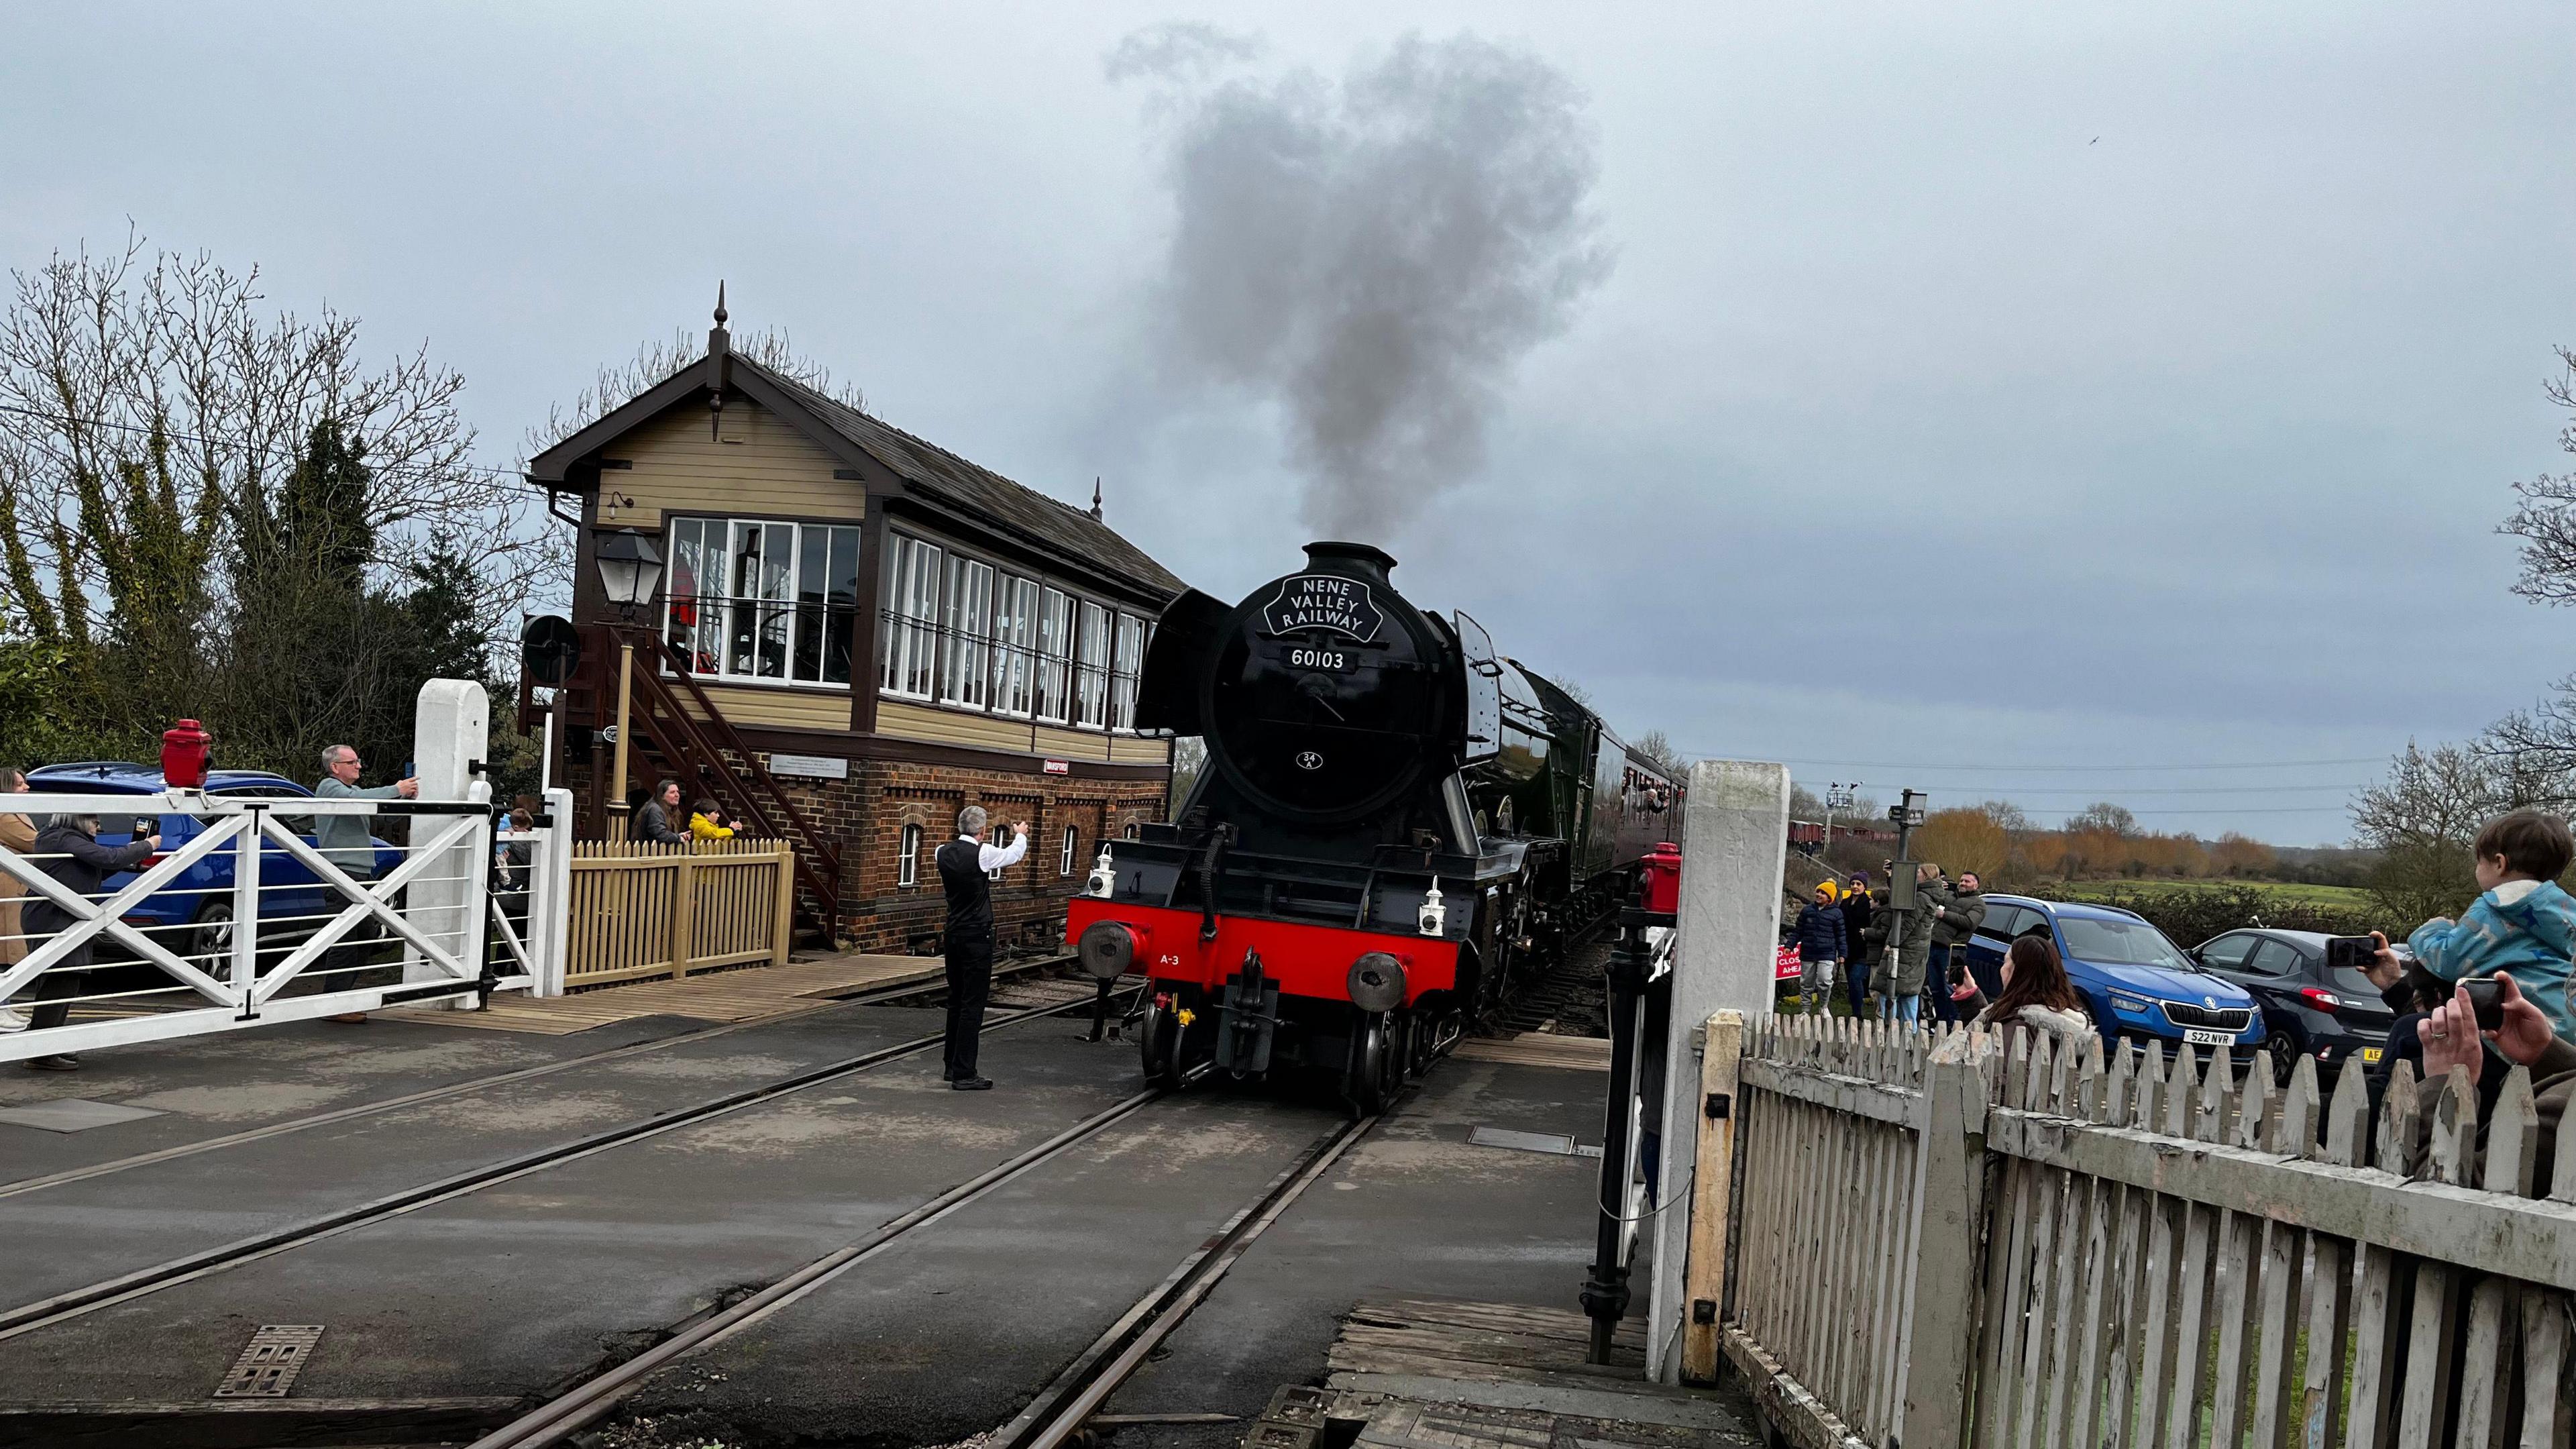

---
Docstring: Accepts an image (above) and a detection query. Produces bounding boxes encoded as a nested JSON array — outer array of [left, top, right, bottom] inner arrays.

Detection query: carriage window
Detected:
[[897, 823, 922, 888]]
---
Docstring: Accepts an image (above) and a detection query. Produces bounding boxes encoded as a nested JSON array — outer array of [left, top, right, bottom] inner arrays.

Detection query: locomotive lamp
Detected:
[[1417, 881, 1446, 936], [1085, 847, 1117, 898]]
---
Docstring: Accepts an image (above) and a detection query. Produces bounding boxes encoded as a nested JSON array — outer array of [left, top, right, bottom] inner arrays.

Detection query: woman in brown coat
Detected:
[[1, 767, 35, 1031]]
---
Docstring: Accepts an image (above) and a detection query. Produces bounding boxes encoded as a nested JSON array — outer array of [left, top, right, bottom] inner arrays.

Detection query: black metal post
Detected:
[[1581, 912, 1652, 1364], [1087, 977, 1115, 1042]]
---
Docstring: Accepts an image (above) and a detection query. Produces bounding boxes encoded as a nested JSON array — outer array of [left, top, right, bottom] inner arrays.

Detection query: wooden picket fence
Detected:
[[1696, 1014, 2576, 1449], [563, 838, 796, 988]]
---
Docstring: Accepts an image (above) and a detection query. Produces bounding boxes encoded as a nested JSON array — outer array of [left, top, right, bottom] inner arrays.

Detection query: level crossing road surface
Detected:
[[0, 987, 1625, 1448]]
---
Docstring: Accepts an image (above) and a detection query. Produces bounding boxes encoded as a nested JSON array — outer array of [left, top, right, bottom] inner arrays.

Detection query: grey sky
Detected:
[[5, 3, 2570, 843]]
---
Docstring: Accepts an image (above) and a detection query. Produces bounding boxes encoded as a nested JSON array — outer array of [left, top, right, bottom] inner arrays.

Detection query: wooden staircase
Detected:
[[616, 631, 844, 943]]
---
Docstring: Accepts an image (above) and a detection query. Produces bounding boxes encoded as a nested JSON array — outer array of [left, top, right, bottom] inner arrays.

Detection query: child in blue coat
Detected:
[[1791, 883, 1847, 1014], [2406, 808, 2576, 1039]]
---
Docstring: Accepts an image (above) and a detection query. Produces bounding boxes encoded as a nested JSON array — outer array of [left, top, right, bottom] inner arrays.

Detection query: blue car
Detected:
[[1959, 894, 2266, 1063], [22, 761, 400, 970]]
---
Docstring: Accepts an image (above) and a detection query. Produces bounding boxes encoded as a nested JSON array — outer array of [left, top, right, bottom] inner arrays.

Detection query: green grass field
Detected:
[[2053, 877, 2374, 910]]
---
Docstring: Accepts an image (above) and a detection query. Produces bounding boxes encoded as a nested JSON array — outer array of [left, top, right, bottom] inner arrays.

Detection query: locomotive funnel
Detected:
[[1301, 540, 1397, 584]]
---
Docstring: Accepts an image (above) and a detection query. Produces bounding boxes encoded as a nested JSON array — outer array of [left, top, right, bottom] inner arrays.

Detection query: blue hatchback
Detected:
[[1958, 894, 2266, 1061], [22, 761, 400, 968]]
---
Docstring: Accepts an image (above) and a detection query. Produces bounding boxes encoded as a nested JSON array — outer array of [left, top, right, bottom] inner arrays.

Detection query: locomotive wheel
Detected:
[[1343, 1014, 1392, 1116], [1140, 998, 1183, 1089]]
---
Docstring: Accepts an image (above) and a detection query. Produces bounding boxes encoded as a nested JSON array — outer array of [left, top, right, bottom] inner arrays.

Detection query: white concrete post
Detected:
[[405, 680, 491, 1004], [1646, 759, 1789, 1383], [529, 786, 576, 997]]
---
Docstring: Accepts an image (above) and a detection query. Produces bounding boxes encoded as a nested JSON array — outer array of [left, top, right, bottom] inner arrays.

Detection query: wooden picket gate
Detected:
[[563, 839, 797, 988], [1697, 1014, 2576, 1449]]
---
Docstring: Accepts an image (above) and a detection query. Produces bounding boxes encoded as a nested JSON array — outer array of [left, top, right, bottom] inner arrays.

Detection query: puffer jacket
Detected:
[[21, 820, 156, 941], [1932, 886, 1986, 949], [1976, 1002, 2097, 1060], [1882, 876, 1951, 997], [1791, 903, 1846, 962], [2410, 879, 2576, 1039]]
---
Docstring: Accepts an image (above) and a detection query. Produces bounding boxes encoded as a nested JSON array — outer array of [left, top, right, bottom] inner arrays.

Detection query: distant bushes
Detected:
[[2076, 884, 2399, 948]]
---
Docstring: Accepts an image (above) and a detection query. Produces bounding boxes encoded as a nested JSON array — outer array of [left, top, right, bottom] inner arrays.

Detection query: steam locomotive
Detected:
[[1065, 541, 1679, 1112]]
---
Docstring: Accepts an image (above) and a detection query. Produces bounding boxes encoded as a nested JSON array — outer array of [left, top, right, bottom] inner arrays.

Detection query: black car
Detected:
[[2190, 928, 2398, 1084]]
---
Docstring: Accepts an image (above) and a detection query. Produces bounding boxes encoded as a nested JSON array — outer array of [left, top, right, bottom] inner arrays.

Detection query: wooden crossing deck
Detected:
[[381, 953, 961, 1035], [1453, 1034, 1612, 1073], [1236, 1299, 1754, 1449]]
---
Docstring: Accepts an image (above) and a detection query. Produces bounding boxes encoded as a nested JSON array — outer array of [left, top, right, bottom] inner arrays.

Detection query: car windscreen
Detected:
[[2057, 916, 2195, 971]]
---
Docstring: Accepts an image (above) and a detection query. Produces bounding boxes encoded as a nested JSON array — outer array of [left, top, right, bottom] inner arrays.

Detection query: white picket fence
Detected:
[[1697, 1014, 2576, 1449]]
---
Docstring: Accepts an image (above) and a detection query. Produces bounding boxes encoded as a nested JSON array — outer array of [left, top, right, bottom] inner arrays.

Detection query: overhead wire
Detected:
[[0, 399, 565, 502]]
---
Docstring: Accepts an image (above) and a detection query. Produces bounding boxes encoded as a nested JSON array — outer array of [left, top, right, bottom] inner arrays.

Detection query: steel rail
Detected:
[[0, 953, 1076, 1201], [465, 1073, 1375, 1449], [460, 1079, 1185, 1449], [0, 984, 1130, 1342], [987, 1107, 1382, 1449]]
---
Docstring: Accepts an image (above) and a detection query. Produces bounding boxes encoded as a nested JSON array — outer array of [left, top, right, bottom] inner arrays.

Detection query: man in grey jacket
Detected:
[[315, 745, 417, 1018]]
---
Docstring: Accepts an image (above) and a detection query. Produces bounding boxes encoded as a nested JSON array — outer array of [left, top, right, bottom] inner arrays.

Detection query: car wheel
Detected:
[[191, 902, 235, 973], [2265, 1030, 2300, 1088]]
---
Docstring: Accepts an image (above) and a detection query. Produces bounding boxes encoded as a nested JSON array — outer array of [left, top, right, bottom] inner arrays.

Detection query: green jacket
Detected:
[[1883, 876, 1951, 997], [1932, 887, 1986, 949]]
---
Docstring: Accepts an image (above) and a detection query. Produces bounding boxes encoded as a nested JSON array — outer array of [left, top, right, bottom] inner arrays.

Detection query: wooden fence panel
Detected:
[[1718, 1012, 2576, 1449], [562, 838, 795, 989]]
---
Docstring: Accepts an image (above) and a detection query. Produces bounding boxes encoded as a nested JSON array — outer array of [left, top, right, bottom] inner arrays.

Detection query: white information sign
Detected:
[[769, 753, 849, 781]]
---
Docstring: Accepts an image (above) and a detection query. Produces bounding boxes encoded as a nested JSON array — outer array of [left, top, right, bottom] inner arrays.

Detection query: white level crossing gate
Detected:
[[0, 786, 569, 1063]]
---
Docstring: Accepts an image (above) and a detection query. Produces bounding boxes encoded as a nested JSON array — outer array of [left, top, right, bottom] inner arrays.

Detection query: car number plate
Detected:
[[2361, 1046, 2384, 1064], [1285, 647, 1356, 672], [2182, 1028, 2235, 1046]]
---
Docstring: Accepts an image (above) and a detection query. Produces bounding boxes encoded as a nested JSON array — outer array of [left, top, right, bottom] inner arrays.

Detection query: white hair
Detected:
[[958, 805, 988, 837], [321, 744, 356, 769]]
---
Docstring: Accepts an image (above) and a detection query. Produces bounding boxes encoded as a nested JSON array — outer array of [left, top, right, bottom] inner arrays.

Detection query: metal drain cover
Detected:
[[213, 1325, 324, 1397]]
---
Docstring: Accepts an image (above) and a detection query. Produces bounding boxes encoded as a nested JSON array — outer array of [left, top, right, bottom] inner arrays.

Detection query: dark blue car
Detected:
[[23, 762, 400, 969], [1960, 894, 2266, 1062]]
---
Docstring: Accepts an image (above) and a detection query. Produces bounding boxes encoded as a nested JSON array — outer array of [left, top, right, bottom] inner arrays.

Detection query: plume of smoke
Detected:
[[1120, 30, 1609, 539]]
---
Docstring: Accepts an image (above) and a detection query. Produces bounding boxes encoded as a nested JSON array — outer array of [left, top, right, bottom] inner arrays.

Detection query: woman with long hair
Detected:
[[1970, 932, 2096, 1053]]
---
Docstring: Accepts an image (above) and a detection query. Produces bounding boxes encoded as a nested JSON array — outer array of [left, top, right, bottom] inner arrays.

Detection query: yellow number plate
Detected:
[[2361, 1047, 2384, 1064]]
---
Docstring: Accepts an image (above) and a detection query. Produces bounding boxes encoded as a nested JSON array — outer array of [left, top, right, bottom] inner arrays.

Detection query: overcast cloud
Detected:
[[3, 2, 2569, 842]]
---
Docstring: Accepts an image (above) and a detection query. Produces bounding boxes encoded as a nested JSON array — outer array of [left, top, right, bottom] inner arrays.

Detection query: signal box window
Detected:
[[881, 535, 945, 698], [1061, 824, 1078, 876], [1074, 600, 1111, 729], [1035, 588, 1075, 724], [898, 823, 922, 888], [663, 517, 861, 686]]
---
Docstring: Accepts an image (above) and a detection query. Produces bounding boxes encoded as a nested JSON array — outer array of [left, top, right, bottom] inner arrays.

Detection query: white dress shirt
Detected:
[[961, 831, 1028, 872]]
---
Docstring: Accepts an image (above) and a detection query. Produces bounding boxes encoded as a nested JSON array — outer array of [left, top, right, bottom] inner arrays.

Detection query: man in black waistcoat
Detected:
[[936, 806, 1028, 1090]]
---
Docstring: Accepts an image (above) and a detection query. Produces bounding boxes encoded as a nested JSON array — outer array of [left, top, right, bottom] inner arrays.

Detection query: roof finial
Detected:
[[707, 281, 732, 439], [1090, 476, 1104, 521]]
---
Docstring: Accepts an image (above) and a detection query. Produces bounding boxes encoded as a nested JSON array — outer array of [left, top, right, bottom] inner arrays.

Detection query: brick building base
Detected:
[[568, 749, 1167, 954]]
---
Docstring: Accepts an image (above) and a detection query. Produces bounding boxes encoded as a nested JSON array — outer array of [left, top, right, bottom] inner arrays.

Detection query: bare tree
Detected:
[[524, 326, 868, 459], [2500, 344, 2576, 604], [2350, 739, 2515, 925], [1629, 728, 1684, 777], [0, 233, 564, 761], [2065, 801, 2140, 837]]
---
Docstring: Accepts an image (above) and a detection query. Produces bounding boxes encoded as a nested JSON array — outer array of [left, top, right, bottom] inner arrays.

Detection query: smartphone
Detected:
[[2323, 936, 2380, 972], [2460, 977, 2508, 1032]]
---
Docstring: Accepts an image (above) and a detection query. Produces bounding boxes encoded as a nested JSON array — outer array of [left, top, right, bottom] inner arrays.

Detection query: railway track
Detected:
[[0, 951, 1076, 1202], [464, 1082, 1387, 1449], [0, 976, 1130, 1344]]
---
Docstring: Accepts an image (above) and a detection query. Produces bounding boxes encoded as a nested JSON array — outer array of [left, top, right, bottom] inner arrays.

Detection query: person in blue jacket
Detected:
[[2403, 808, 2576, 1039], [1791, 882, 1846, 1014]]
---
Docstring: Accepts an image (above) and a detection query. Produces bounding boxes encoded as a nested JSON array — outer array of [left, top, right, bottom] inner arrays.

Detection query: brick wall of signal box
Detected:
[[769, 758, 1168, 954], [567, 753, 1167, 953]]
